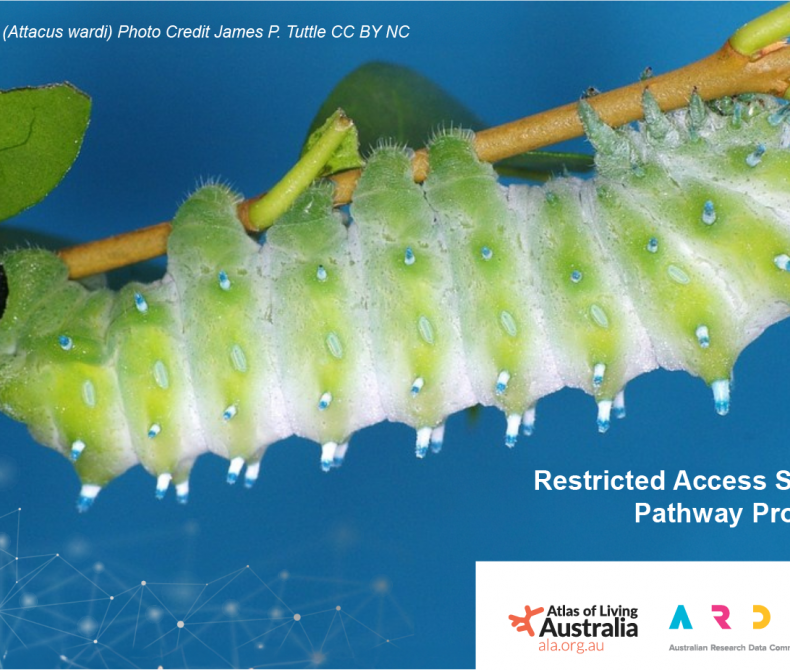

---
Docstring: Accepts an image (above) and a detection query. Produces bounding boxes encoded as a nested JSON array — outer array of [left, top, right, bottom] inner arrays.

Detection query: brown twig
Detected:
[[59, 40, 790, 279]]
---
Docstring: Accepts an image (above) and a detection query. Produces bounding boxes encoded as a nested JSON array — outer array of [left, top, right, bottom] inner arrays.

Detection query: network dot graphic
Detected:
[[0, 508, 413, 668]]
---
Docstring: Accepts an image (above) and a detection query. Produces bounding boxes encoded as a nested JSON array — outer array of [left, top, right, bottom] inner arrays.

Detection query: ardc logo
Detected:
[[669, 604, 771, 630], [508, 605, 545, 636]]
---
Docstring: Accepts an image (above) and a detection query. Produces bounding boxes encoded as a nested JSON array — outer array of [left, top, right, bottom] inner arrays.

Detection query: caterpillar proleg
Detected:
[[2, 92, 790, 510]]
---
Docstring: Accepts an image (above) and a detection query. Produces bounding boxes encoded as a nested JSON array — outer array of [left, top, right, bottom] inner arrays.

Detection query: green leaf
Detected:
[[495, 151, 595, 181], [0, 83, 91, 222], [465, 404, 483, 427], [301, 109, 364, 177], [305, 61, 485, 151], [0, 224, 74, 251], [306, 61, 592, 180]]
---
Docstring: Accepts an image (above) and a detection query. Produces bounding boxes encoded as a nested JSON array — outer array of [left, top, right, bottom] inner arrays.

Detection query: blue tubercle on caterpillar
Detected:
[[2, 92, 790, 510]]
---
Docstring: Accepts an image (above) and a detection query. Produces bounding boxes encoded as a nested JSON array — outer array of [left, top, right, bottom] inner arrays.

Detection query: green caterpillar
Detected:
[[2, 91, 790, 511]]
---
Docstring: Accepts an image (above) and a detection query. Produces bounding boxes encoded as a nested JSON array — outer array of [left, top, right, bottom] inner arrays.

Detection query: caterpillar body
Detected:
[[2, 92, 790, 511]]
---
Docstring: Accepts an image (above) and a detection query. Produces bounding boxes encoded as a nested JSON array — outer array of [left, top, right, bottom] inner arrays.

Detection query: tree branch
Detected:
[[59, 31, 790, 279]]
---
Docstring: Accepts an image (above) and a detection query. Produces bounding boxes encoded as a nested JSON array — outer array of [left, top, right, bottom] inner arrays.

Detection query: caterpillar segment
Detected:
[[266, 184, 383, 468], [2, 94, 790, 508], [350, 145, 474, 457], [167, 186, 290, 488], [423, 132, 562, 444]]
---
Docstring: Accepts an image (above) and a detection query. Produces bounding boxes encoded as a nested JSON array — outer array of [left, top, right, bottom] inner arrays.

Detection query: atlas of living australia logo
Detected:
[[508, 602, 638, 654]]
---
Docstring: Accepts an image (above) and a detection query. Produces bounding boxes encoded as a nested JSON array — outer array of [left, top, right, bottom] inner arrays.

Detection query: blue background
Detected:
[[0, 2, 788, 668]]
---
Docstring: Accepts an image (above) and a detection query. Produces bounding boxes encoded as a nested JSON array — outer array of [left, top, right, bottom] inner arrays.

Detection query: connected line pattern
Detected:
[[0, 508, 413, 668]]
